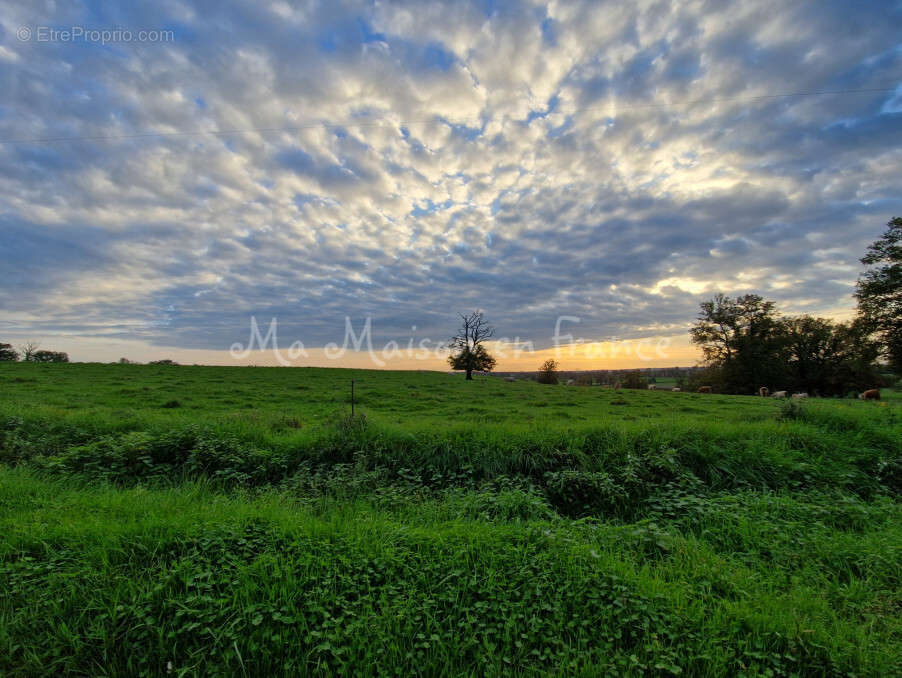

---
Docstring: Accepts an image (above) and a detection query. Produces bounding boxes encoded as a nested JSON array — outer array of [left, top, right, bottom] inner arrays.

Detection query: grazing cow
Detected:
[[504, 376, 516, 382], [613, 382, 622, 391], [648, 384, 657, 390], [566, 378, 575, 386], [759, 387, 769, 398], [697, 386, 712, 393], [771, 390, 787, 398], [860, 389, 881, 400], [792, 392, 808, 399], [672, 387, 681, 392]]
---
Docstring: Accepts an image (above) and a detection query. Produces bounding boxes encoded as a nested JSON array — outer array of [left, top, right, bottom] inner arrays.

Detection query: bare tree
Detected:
[[18, 341, 39, 362], [448, 310, 497, 380]]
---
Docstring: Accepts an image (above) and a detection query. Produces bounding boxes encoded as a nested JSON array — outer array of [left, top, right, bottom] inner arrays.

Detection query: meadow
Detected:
[[1, 363, 900, 677]]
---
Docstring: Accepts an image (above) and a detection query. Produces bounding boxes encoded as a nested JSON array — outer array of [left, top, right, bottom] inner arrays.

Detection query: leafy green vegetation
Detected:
[[1, 363, 900, 676]]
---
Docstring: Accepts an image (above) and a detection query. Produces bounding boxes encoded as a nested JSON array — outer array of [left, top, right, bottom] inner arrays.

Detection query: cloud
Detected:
[[0, 0, 901, 364]]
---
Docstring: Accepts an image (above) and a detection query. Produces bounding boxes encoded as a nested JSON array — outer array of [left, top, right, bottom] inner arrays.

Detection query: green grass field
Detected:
[[1, 363, 900, 676]]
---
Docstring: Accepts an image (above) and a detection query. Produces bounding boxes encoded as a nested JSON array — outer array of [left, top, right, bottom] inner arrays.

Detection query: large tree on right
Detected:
[[855, 217, 902, 374]]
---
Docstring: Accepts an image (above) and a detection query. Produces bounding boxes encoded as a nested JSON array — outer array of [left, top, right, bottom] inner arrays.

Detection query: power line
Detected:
[[0, 85, 897, 145]]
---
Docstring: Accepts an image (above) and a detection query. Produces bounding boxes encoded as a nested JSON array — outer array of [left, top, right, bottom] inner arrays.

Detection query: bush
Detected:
[[621, 370, 647, 389], [778, 399, 805, 421], [537, 359, 559, 385], [451, 485, 555, 522], [543, 470, 628, 517], [0, 343, 18, 361]]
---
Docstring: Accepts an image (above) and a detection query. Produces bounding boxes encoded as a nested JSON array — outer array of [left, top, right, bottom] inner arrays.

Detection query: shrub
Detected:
[[778, 399, 805, 421], [543, 470, 628, 517], [451, 486, 555, 522], [537, 359, 559, 385], [0, 343, 18, 361]]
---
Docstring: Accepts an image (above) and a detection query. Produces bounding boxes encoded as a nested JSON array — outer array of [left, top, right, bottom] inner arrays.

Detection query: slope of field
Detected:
[[1, 363, 900, 676]]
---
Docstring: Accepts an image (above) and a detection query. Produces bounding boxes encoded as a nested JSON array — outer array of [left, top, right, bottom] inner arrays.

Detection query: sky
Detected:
[[1, 0, 901, 370]]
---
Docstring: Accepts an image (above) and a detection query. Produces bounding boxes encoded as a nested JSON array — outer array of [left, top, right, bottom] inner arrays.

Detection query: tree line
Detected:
[[687, 217, 900, 395], [688, 295, 879, 395], [0, 342, 69, 363]]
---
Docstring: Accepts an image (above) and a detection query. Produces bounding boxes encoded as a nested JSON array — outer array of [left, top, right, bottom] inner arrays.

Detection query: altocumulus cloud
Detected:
[[0, 0, 901, 358]]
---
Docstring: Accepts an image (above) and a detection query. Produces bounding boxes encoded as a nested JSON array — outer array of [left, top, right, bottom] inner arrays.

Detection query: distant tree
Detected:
[[0, 343, 18, 361], [537, 359, 559, 385], [448, 311, 497, 380], [149, 359, 179, 366], [855, 217, 902, 374], [31, 350, 69, 363], [622, 370, 646, 389], [19, 341, 39, 362]]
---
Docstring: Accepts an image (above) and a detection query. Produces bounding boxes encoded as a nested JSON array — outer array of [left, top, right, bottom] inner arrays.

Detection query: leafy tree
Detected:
[[31, 350, 69, 363], [784, 316, 880, 395], [537, 359, 559, 384], [448, 311, 497, 380], [855, 217, 902, 374], [621, 370, 646, 390], [0, 343, 19, 361], [689, 294, 786, 393], [449, 344, 497, 380]]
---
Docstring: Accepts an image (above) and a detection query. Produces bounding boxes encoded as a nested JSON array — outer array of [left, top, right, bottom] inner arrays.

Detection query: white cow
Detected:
[[792, 392, 808, 399], [672, 387, 680, 392], [771, 390, 787, 398], [648, 384, 657, 390]]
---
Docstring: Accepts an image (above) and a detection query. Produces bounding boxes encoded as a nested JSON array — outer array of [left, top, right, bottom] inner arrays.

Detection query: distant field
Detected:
[[1, 363, 900, 676], [650, 377, 677, 386]]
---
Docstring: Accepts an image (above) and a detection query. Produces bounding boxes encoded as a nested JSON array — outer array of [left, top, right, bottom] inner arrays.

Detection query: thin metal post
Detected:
[[351, 379, 355, 416]]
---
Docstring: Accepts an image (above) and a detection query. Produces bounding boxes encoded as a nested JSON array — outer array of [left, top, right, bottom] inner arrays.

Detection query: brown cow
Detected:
[[697, 386, 712, 393], [860, 389, 881, 400]]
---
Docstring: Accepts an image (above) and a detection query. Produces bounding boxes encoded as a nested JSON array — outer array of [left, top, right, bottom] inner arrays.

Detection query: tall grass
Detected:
[[1, 364, 900, 676]]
